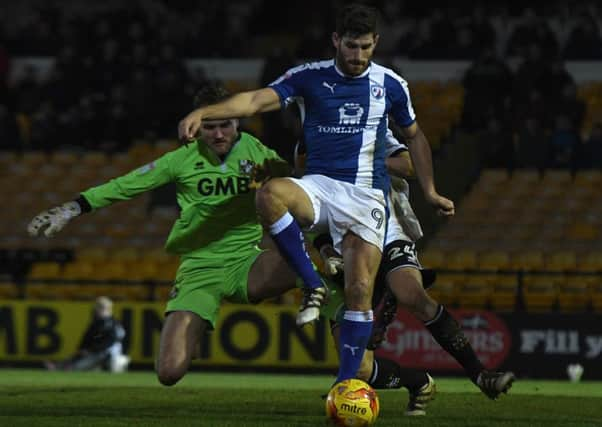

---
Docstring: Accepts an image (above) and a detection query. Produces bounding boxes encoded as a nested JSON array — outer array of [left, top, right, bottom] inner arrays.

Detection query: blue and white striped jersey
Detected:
[[270, 59, 416, 191]]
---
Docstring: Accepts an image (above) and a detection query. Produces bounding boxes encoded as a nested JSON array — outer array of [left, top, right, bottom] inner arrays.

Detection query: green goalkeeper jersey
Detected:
[[81, 133, 282, 262]]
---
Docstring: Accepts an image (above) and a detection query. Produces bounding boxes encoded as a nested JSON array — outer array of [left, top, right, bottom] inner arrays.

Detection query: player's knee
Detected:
[[156, 362, 186, 386], [345, 278, 372, 310], [255, 181, 280, 212]]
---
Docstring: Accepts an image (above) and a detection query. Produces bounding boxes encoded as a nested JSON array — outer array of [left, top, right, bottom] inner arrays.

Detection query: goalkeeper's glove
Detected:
[[250, 158, 292, 189], [27, 201, 82, 237]]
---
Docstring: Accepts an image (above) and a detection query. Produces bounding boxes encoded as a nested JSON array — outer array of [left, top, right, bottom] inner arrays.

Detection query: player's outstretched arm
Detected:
[[386, 151, 414, 179], [27, 200, 85, 237], [178, 88, 281, 141], [401, 122, 455, 217]]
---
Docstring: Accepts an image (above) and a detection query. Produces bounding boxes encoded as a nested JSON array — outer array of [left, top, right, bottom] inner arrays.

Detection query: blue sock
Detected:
[[269, 212, 322, 289], [336, 310, 374, 383]]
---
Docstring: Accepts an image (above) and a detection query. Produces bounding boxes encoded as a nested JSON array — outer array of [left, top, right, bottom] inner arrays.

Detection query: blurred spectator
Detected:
[[460, 46, 513, 131], [44, 297, 129, 373], [258, 47, 299, 162], [574, 122, 602, 170], [563, 14, 602, 59], [0, 104, 21, 150], [513, 117, 550, 171], [549, 115, 581, 168], [506, 8, 559, 59], [549, 81, 586, 132]]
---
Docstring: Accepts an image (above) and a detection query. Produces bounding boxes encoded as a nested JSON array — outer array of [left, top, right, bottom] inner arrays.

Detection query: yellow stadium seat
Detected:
[[50, 151, 79, 167], [478, 251, 511, 271], [94, 261, 130, 280], [456, 274, 493, 309], [28, 262, 62, 280], [78, 247, 109, 263], [446, 250, 478, 271], [511, 251, 545, 272], [419, 249, 446, 270], [21, 151, 48, 168], [574, 170, 601, 188], [26, 284, 79, 300], [542, 169, 572, 185], [522, 274, 562, 312], [510, 169, 541, 185], [545, 251, 577, 272], [0, 281, 19, 299], [81, 152, 109, 168], [577, 252, 602, 272], [62, 261, 96, 280], [490, 275, 519, 311], [558, 275, 592, 312], [111, 248, 141, 263], [428, 273, 460, 306]]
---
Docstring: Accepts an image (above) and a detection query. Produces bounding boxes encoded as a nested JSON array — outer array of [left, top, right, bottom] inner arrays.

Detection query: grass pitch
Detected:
[[0, 369, 601, 426]]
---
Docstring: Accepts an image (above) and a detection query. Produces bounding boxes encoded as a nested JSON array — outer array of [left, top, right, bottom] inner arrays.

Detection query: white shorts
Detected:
[[385, 209, 414, 245], [287, 174, 387, 253]]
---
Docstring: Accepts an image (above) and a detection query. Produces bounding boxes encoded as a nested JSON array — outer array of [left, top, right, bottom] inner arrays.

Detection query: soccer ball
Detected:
[[325, 379, 380, 426]]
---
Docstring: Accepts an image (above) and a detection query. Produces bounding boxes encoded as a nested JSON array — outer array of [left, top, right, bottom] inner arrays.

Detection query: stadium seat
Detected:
[[0, 280, 19, 299], [490, 275, 519, 312], [22, 151, 48, 169], [456, 273, 493, 309], [558, 275, 593, 312], [50, 151, 80, 167], [511, 251, 545, 272], [28, 262, 63, 284], [574, 170, 601, 188], [478, 251, 511, 271], [522, 274, 563, 312], [545, 251, 577, 273], [427, 273, 460, 306], [78, 247, 109, 263], [577, 252, 602, 272], [445, 249, 478, 271], [418, 248, 445, 269]]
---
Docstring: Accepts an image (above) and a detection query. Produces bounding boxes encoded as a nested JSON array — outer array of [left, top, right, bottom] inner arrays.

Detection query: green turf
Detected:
[[0, 370, 601, 426]]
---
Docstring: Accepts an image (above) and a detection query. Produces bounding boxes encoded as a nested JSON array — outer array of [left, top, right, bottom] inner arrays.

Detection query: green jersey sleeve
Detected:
[[81, 154, 174, 210]]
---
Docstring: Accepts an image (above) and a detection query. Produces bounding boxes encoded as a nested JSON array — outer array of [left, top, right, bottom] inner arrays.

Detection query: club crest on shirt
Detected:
[[239, 159, 255, 175], [371, 83, 385, 99]]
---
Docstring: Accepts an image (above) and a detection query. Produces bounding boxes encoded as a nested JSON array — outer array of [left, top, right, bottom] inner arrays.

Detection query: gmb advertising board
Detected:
[[1, 300, 601, 378]]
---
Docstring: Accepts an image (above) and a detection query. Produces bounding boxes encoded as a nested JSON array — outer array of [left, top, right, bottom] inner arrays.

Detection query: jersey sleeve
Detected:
[[81, 153, 175, 210], [385, 128, 408, 158], [386, 73, 417, 128], [268, 63, 309, 109]]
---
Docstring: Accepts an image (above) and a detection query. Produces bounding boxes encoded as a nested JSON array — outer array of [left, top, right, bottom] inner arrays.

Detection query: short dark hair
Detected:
[[336, 3, 379, 38], [193, 81, 230, 108]]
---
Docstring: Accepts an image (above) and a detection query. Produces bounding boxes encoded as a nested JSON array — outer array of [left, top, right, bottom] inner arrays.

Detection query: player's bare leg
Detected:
[[387, 267, 514, 399], [156, 311, 208, 386], [246, 234, 298, 302], [256, 178, 328, 325]]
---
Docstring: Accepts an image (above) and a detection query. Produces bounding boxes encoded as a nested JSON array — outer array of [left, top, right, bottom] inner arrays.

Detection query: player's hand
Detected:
[[249, 158, 292, 189], [426, 192, 455, 217], [178, 109, 203, 142], [27, 201, 81, 237], [324, 256, 344, 276]]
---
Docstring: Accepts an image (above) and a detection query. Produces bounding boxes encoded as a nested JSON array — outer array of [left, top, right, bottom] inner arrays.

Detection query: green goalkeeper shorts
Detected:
[[165, 247, 262, 329]]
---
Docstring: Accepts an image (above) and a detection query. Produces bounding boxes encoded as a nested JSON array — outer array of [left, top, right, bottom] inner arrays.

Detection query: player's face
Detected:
[[332, 32, 378, 76], [199, 119, 239, 157]]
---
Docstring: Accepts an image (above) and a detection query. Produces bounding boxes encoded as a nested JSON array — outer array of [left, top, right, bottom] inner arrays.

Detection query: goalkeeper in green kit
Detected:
[[27, 82, 301, 386]]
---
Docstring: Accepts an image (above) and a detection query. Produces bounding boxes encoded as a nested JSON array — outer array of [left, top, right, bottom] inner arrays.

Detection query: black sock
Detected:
[[424, 305, 484, 382], [368, 357, 428, 393]]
